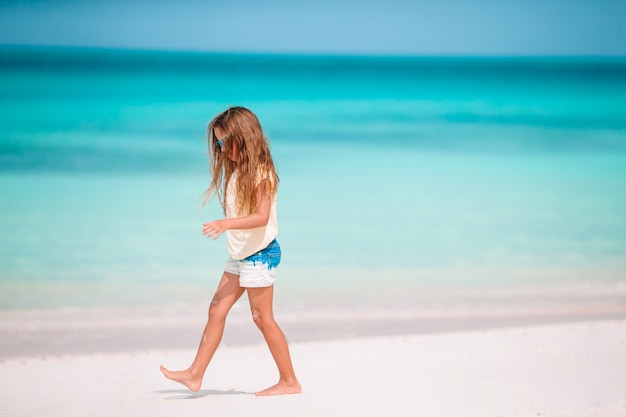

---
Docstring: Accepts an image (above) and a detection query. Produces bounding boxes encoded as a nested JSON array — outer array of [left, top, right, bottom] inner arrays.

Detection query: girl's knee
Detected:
[[250, 309, 275, 330], [250, 308, 262, 327], [208, 301, 228, 322]]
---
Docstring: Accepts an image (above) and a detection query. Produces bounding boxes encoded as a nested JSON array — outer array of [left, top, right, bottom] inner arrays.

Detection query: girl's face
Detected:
[[214, 126, 239, 162]]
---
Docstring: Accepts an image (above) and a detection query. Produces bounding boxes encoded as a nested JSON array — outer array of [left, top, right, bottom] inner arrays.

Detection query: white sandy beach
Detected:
[[1, 318, 625, 417]]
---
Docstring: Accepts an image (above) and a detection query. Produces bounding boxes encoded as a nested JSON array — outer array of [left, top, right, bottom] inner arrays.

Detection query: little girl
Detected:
[[160, 106, 301, 396]]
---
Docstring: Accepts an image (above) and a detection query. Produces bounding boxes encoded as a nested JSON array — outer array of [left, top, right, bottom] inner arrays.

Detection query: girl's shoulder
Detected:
[[254, 164, 277, 186]]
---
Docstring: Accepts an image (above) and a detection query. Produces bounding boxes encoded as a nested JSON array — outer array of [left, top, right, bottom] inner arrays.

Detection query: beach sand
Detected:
[[1, 304, 625, 417]]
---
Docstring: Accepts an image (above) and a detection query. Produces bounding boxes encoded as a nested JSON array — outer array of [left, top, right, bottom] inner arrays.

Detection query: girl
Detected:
[[160, 106, 301, 396]]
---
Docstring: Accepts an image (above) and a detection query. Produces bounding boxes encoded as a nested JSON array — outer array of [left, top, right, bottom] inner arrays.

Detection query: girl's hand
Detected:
[[202, 219, 229, 240]]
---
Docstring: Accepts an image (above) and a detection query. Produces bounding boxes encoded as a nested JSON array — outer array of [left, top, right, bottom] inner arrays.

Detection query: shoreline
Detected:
[[2, 286, 626, 360]]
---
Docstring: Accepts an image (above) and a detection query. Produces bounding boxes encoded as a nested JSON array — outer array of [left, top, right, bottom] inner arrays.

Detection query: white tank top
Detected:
[[224, 170, 279, 260]]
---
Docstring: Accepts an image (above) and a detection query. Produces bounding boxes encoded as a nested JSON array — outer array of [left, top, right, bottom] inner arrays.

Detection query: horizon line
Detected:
[[1, 43, 625, 60]]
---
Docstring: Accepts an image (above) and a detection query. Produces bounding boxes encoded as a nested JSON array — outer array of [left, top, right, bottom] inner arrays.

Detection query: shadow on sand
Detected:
[[155, 388, 251, 400]]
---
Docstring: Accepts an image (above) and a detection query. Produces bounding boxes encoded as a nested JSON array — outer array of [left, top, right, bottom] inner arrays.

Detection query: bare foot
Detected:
[[255, 379, 302, 396], [159, 365, 202, 392]]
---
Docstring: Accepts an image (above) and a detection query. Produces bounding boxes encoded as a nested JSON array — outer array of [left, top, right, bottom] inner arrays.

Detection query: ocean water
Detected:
[[1, 47, 626, 310]]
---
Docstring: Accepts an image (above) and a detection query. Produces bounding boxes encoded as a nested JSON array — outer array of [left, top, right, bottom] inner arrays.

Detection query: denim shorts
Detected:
[[224, 239, 281, 288]]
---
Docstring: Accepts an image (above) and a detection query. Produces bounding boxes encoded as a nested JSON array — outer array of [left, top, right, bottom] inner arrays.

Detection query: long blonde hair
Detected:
[[204, 107, 279, 215]]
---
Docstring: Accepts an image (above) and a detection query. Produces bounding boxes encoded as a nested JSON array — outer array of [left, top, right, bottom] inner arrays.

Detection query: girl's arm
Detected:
[[202, 180, 272, 240]]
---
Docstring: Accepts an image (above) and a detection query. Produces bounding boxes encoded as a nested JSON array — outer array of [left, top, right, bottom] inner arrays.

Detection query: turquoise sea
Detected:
[[1, 47, 626, 310]]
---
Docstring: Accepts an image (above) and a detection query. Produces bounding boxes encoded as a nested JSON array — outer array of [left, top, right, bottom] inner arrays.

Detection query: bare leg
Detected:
[[160, 272, 245, 391], [247, 286, 301, 396]]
